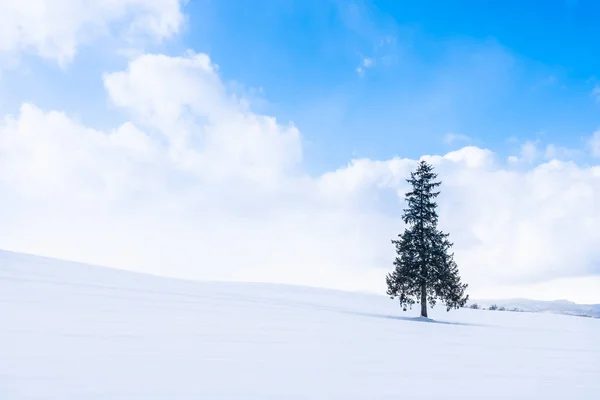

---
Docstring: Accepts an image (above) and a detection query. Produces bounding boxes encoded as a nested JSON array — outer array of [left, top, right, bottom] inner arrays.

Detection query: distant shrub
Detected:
[[469, 303, 480, 309], [489, 304, 499, 311], [498, 306, 506, 311]]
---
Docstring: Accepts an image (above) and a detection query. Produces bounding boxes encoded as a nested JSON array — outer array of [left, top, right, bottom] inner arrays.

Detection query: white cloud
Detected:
[[0, 0, 184, 65], [2, 51, 600, 303], [508, 140, 540, 164], [0, 103, 160, 199], [589, 130, 600, 157], [103, 52, 302, 186]]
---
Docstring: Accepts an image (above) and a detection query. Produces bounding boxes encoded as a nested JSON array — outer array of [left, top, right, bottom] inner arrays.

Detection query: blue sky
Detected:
[[175, 0, 600, 172], [2, 0, 600, 302]]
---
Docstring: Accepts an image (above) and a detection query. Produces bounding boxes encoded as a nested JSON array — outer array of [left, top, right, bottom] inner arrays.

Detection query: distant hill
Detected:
[[469, 298, 600, 318]]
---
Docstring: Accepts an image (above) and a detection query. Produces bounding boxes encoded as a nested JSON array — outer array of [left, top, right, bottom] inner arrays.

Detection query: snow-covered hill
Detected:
[[1, 250, 599, 399]]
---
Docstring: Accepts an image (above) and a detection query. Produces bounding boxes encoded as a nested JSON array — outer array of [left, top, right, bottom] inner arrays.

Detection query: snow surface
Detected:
[[1, 250, 599, 399]]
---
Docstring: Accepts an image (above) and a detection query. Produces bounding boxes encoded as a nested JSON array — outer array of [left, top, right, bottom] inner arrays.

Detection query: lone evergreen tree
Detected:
[[386, 160, 468, 318]]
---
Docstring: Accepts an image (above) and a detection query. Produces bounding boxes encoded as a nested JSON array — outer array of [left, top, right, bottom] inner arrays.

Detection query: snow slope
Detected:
[[1, 250, 599, 399]]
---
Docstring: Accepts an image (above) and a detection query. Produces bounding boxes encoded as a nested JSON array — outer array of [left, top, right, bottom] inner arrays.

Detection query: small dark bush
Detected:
[[489, 304, 499, 311], [498, 306, 506, 311], [469, 303, 480, 309]]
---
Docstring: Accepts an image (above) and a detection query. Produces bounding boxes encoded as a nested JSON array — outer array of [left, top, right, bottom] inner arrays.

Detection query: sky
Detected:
[[1, 0, 600, 303]]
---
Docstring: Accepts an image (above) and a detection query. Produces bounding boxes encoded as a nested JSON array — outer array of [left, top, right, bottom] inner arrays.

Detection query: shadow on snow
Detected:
[[343, 310, 482, 327]]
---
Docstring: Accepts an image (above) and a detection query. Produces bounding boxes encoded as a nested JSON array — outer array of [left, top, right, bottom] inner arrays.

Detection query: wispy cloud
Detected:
[[591, 85, 600, 102], [338, 1, 398, 76], [376, 35, 396, 49], [356, 56, 375, 76], [362, 57, 375, 67], [507, 139, 541, 164], [444, 133, 471, 145], [508, 139, 582, 164], [544, 144, 582, 161], [589, 130, 600, 157]]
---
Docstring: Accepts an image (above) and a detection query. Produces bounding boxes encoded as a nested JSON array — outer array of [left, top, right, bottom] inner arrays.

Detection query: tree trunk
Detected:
[[420, 282, 427, 318]]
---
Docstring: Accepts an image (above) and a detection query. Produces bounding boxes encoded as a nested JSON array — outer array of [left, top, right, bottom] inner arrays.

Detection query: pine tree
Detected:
[[386, 160, 468, 318]]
